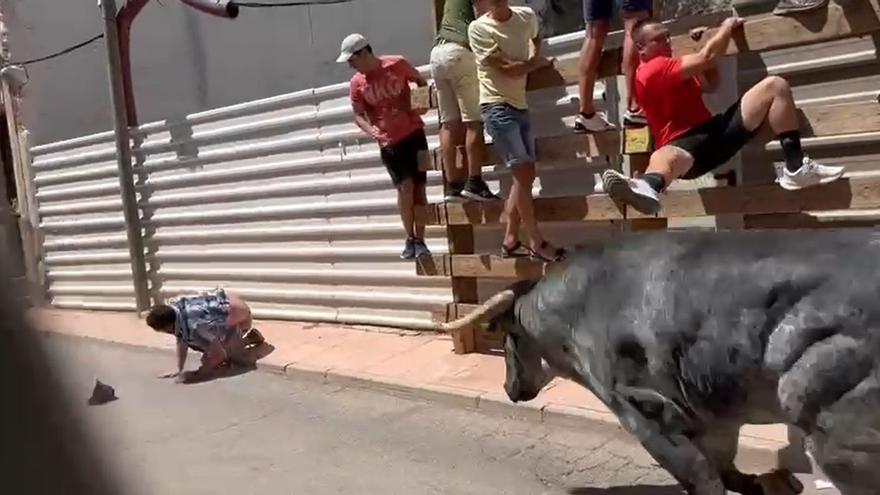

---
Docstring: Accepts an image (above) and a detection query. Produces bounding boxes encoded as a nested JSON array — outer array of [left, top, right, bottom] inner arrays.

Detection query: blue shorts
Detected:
[[583, 0, 652, 22], [481, 103, 536, 168]]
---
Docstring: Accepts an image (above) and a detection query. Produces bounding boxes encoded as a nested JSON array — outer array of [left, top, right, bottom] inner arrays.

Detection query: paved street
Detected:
[[38, 334, 837, 495], [41, 334, 679, 495]]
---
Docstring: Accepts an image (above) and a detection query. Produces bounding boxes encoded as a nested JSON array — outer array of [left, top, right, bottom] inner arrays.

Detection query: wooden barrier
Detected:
[[416, 1, 880, 354]]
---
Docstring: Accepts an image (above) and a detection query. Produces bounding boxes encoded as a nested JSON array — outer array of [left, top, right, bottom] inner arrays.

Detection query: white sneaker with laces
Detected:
[[574, 112, 617, 133], [777, 157, 845, 191], [602, 169, 661, 215]]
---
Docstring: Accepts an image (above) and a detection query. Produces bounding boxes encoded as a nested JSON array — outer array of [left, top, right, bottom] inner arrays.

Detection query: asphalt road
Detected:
[[36, 334, 837, 495]]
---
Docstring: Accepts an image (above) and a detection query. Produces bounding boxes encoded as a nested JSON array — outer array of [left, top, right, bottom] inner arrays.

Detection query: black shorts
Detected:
[[583, 0, 652, 22], [669, 100, 758, 181], [380, 129, 428, 187]]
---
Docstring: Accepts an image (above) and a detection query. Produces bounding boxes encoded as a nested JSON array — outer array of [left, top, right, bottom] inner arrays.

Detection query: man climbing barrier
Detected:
[[601, 16, 846, 215]]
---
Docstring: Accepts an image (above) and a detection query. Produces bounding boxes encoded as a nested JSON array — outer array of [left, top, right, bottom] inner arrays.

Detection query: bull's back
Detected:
[[518, 229, 880, 420]]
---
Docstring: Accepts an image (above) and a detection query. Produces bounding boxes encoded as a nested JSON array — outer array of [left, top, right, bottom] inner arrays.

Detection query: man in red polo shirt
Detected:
[[602, 17, 845, 215]]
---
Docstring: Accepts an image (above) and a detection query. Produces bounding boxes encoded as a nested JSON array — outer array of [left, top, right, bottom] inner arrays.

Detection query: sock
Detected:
[[779, 130, 804, 173], [642, 173, 666, 193], [580, 112, 596, 119]]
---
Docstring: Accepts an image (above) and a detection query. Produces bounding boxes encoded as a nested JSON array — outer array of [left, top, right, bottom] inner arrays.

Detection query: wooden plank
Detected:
[[449, 255, 566, 279], [442, 195, 624, 226], [800, 99, 880, 137], [637, 176, 880, 219], [437, 177, 880, 226], [675, 0, 880, 57], [412, 4, 880, 109], [743, 211, 880, 229]]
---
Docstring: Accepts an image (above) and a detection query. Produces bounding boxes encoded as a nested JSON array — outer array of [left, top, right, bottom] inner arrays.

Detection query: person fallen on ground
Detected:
[[430, 0, 501, 203], [146, 288, 266, 383], [338, 33, 433, 261], [574, 0, 652, 133], [601, 16, 845, 215], [468, 0, 567, 263]]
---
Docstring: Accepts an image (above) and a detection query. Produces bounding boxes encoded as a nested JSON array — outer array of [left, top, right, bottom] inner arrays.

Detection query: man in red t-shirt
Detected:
[[338, 33, 432, 260], [601, 17, 846, 215]]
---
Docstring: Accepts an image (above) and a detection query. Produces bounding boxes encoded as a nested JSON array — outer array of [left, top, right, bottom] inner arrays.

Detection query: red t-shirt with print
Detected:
[[349, 55, 425, 148], [634, 56, 713, 147]]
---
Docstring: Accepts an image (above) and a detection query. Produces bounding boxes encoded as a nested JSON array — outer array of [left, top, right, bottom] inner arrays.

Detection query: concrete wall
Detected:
[[0, 0, 436, 146]]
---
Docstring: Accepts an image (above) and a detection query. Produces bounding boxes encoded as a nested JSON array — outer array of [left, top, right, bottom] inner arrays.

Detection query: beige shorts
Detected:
[[429, 42, 482, 124]]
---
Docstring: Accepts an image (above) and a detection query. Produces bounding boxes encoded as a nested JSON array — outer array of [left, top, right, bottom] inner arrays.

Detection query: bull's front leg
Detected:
[[612, 399, 725, 495]]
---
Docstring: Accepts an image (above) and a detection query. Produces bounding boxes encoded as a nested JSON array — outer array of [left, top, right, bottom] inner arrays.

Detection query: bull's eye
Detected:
[[562, 344, 571, 354]]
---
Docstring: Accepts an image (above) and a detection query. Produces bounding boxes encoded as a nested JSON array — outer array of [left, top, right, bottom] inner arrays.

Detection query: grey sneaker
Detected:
[[777, 157, 845, 191], [574, 111, 617, 133], [773, 0, 827, 15], [623, 108, 648, 127], [400, 238, 416, 260], [444, 182, 466, 203], [462, 178, 501, 202], [412, 238, 432, 259], [602, 169, 662, 215]]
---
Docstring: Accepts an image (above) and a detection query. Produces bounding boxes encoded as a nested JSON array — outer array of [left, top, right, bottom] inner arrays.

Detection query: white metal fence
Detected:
[[27, 29, 614, 330]]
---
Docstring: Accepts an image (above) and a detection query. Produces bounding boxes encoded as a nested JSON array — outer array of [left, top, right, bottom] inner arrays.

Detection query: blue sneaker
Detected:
[[413, 238, 432, 259]]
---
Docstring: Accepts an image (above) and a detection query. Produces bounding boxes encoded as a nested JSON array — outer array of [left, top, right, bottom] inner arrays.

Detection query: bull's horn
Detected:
[[440, 290, 516, 332]]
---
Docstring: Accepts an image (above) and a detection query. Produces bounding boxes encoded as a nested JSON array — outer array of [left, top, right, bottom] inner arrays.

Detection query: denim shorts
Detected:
[[481, 103, 536, 168], [583, 0, 652, 22]]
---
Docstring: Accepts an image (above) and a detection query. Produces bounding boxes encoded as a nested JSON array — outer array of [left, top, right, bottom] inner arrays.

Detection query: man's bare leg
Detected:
[[440, 121, 467, 199], [575, 20, 616, 133], [464, 122, 486, 178], [622, 12, 651, 124], [739, 76, 844, 188], [504, 164, 564, 262], [413, 180, 427, 241], [397, 179, 416, 239]]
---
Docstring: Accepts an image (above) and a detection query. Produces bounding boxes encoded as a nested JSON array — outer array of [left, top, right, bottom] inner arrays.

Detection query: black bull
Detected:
[[443, 229, 880, 495]]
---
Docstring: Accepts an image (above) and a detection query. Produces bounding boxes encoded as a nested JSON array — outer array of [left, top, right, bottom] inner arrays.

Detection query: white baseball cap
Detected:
[[336, 33, 369, 63]]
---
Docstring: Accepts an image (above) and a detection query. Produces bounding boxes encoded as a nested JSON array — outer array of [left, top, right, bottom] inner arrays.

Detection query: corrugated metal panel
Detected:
[[27, 30, 613, 330]]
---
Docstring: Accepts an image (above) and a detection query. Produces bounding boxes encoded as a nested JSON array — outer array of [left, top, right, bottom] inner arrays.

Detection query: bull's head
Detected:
[[441, 285, 556, 403], [503, 329, 557, 403]]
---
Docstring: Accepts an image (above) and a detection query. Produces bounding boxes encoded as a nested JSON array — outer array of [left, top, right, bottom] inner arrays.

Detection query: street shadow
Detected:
[[182, 343, 276, 384], [568, 484, 683, 495]]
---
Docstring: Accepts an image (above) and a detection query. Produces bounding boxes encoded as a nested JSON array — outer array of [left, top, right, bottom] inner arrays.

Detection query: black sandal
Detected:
[[529, 241, 567, 263], [501, 241, 531, 259]]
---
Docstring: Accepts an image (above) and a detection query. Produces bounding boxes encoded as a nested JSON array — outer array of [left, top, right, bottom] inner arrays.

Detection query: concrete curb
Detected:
[[38, 330, 785, 466]]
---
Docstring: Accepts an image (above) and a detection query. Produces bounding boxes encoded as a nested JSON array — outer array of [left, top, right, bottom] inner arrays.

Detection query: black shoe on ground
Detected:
[[461, 178, 500, 202]]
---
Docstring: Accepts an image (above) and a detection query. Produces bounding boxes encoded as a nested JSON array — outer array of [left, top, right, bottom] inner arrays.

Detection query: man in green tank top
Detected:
[[429, 0, 499, 203]]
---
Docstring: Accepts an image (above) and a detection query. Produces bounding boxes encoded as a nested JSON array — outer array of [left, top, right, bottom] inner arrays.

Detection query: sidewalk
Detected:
[[28, 308, 790, 462]]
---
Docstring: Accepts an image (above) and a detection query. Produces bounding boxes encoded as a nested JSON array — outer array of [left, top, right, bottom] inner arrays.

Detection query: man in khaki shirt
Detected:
[[468, 0, 566, 263]]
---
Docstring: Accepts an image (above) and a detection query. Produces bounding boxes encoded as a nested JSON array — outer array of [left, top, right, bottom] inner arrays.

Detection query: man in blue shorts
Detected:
[[146, 288, 266, 383], [574, 0, 652, 133]]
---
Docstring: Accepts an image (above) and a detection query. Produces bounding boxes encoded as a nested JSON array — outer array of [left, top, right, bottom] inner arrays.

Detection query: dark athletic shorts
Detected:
[[669, 99, 758, 181], [583, 0, 652, 22], [380, 129, 428, 187]]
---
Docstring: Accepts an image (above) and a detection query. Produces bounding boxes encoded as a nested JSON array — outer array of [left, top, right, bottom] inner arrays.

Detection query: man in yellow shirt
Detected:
[[468, 0, 566, 263]]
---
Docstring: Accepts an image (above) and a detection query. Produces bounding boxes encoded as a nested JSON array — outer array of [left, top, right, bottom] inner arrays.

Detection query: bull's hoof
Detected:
[[756, 469, 804, 495]]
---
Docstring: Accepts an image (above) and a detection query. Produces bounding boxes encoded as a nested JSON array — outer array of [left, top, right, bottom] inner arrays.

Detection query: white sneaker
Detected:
[[777, 157, 845, 191], [574, 112, 617, 133], [602, 169, 661, 215]]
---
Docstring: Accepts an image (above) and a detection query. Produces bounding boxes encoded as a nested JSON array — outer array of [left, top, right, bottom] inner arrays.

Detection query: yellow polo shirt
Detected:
[[467, 6, 539, 110]]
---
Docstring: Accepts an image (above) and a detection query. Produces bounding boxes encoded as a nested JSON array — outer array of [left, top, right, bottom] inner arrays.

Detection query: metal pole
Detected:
[[99, 0, 151, 313]]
